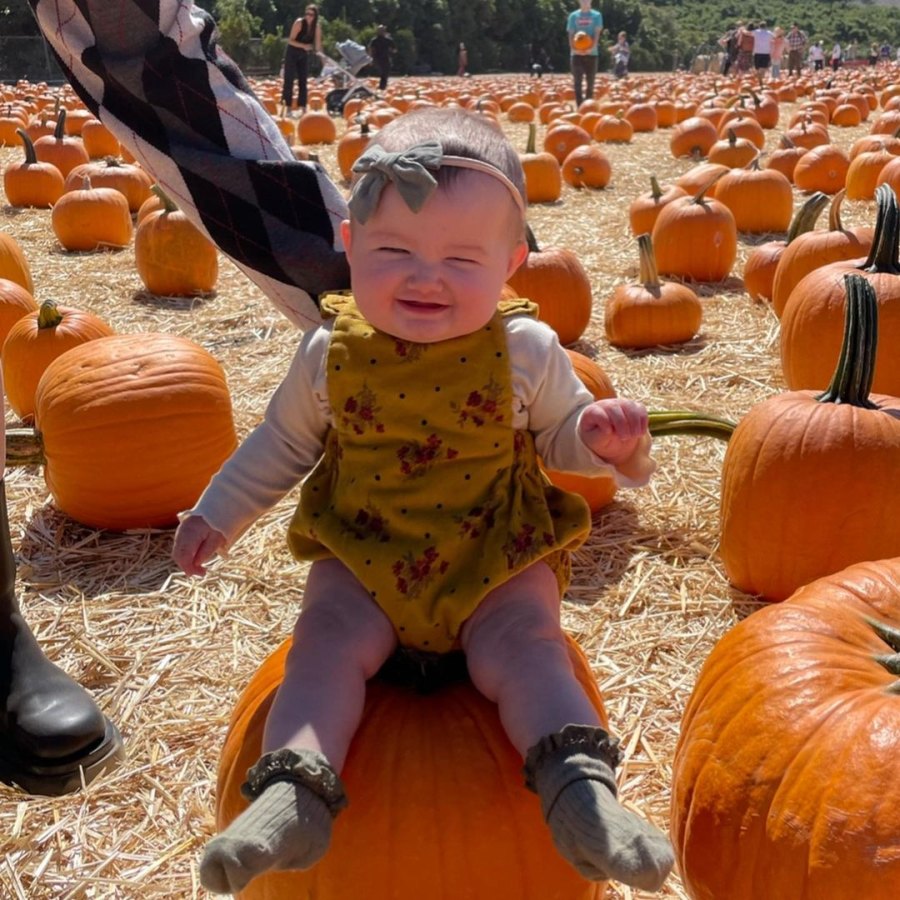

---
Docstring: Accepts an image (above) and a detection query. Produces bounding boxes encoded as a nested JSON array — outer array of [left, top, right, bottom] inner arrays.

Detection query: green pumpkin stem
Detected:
[[15, 128, 38, 165], [54, 107, 67, 140], [867, 617, 900, 681], [786, 191, 829, 244], [4, 429, 45, 468], [150, 183, 178, 214], [861, 183, 900, 274], [816, 274, 878, 409], [37, 300, 63, 330], [525, 222, 540, 254], [648, 410, 735, 442]]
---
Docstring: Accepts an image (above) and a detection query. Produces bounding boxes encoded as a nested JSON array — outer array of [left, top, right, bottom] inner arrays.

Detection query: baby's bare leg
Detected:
[[201, 559, 396, 895], [461, 563, 673, 891]]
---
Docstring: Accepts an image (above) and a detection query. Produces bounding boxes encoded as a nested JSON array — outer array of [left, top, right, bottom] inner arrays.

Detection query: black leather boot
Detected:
[[0, 479, 123, 795]]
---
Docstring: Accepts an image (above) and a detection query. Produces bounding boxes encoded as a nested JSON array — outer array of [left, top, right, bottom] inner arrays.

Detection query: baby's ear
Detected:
[[507, 238, 529, 277], [339, 219, 352, 254]]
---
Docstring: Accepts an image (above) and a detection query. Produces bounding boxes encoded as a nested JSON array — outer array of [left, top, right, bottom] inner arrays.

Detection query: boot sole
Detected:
[[0, 717, 125, 796]]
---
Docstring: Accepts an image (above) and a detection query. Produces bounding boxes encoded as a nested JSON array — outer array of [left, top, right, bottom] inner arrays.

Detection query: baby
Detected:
[[174, 106, 673, 895]]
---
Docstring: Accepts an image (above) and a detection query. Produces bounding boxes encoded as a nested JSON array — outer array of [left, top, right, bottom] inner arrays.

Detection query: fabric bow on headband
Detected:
[[348, 141, 444, 224]]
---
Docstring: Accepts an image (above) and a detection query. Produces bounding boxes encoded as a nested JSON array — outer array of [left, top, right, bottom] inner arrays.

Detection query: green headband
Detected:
[[348, 140, 527, 224]]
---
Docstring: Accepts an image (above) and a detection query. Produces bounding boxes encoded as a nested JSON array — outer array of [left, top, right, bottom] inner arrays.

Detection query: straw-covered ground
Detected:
[[0, 69, 887, 899]]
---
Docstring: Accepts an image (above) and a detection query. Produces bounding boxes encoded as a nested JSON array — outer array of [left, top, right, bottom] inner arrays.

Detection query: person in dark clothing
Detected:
[[282, 4, 322, 116], [368, 25, 395, 91]]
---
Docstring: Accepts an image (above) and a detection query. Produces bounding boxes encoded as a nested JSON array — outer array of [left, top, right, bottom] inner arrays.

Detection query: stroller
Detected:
[[319, 40, 376, 115]]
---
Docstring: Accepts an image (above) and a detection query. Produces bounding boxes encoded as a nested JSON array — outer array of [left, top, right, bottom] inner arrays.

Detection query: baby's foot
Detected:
[[200, 748, 347, 895], [547, 776, 674, 890], [524, 724, 674, 891]]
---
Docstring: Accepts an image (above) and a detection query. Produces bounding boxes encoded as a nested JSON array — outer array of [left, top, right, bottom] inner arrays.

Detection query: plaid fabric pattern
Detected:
[[786, 30, 808, 51], [29, 0, 350, 330]]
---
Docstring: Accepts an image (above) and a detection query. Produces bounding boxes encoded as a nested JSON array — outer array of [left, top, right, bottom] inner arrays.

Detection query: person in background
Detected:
[[457, 42, 468, 76], [718, 22, 741, 76], [869, 42, 879, 66], [809, 40, 825, 71], [786, 22, 808, 76], [735, 21, 755, 73], [752, 20, 774, 80], [830, 40, 842, 71], [368, 25, 395, 91], [567, 0, 604, 107], [610, 31, 630, 78], [282, 3, 322, 116], [770, 26, 786, 78]]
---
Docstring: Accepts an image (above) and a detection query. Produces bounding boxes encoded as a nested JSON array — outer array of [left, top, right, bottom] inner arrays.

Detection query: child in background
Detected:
[[174, 106, 674, 895]]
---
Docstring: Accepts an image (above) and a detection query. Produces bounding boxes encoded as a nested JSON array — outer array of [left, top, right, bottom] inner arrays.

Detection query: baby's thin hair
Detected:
[[364, 107, 528, 206]]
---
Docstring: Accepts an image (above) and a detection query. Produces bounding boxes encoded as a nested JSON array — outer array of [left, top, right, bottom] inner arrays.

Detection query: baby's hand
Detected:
[[173, 515, 226, 576], [578, 398, 649, 465]]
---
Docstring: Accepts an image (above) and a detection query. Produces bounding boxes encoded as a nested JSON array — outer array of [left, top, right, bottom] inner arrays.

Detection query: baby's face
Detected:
[[341, 172, 526, 343]]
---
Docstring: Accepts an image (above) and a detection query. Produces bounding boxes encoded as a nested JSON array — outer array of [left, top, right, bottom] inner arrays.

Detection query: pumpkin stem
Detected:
[[5, 429, 45, 468], [649, 174, 662, 202], [861, 183, 900, 274], [150, 183, 178, 214], [691, 169, 726, 205], [647, 410, 735, 441], [827, 188, 848, 232], [15, 128, 38, 166], [867, 617, 900, 681], [816, 274, 878, 409], [525, 122, 537, 155], [636, 233, 660, 289], [524, 222, 540, 254], [786, 191, 829, 244], [36, 300, 63, 330], [54, 107, 67, 140]]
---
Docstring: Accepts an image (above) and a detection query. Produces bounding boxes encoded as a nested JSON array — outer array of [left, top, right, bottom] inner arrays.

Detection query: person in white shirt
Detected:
[[752, 20, 774, 77], [809, 41, 825, 71], [831, 42, 842, 71]]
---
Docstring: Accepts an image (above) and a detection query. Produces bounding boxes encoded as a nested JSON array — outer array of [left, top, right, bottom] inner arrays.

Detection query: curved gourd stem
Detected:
[[816, 274, 878, 409], [786, 191, 829, 243], [53, 107, 67, 141], [648, 410, 735, 441], [525, 122, 537, 155], [861, 183, 900, 274], [150, 183, 178, 214], [691, 169, 727, 205], [5, 429, 45, 467], [15, 129, 38, 166]]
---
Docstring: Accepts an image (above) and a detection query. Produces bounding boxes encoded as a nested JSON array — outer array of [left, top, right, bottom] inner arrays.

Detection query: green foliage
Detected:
[[86, 1, 900, 75]]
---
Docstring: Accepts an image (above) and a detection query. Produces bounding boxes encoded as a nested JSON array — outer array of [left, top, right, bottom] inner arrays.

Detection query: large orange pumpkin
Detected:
[[216, 636, 608, 900], [671, 556, 900, 900], [27, 333, 238, 530], [720, 275, 900, 600]]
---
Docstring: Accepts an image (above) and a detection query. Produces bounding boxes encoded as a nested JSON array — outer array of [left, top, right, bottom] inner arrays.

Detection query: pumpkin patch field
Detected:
[[2, 66, 900, 899]]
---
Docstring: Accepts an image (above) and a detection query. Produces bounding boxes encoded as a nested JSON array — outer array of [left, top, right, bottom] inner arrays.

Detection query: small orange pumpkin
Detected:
[[2, 300, 115, 421], [505, 227, 593, 346]]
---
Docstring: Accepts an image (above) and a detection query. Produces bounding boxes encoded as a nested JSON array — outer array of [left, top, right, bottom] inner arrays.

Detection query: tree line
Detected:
[[6, 1, 900, 78]]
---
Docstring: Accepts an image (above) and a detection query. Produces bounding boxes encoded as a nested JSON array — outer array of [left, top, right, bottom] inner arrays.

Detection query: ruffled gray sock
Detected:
[[524, 725, 674, 891], [200, 748, 347, 895]]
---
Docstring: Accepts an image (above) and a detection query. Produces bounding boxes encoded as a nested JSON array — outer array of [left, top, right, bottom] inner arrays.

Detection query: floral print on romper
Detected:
[[288, 294, 591, 652]]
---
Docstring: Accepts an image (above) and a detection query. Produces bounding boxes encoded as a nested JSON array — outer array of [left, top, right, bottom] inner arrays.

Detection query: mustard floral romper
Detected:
[[288, 295, 591, 653]]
